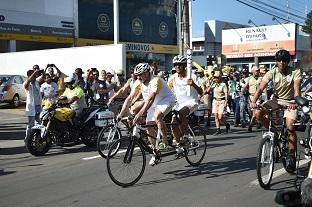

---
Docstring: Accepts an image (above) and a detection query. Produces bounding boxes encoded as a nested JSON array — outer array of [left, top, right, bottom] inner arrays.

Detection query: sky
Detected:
[[191, 0, 312, 37]]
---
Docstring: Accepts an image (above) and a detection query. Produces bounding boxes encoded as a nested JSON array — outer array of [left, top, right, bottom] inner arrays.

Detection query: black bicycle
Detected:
[[106, 113, 207, 187], [256, 106, 292, 189]]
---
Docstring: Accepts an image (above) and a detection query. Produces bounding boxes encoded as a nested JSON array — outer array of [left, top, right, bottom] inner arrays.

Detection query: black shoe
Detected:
[[256, 123, 262, 129], [226, 123, 230, 133], [248, 125, 252, 132], [213, 129, 221, 136], [285, 153, 296, 173]]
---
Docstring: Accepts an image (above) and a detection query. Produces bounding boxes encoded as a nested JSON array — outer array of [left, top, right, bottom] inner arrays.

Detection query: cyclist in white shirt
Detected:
[[168, 55, 203, 153], [117, 63, 176, 166]]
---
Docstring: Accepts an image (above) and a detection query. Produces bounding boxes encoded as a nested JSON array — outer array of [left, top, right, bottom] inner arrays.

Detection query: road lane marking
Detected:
[[250, 159, 311, 186], [82, 155, 101, 160]]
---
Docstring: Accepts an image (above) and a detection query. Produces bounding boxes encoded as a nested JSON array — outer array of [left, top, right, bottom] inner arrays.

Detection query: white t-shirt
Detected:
[[133, 75, 176, 107], [40, 82, 58, 102], [168, 73, 199, 104]]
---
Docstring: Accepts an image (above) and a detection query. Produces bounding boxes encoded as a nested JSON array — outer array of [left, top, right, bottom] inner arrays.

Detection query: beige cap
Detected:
[[251, 65, 259, 71]]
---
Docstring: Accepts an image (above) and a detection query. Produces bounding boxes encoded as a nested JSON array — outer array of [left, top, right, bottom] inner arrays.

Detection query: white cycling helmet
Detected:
[[134, 63, 151, 75], [173, 55, 187, 65]]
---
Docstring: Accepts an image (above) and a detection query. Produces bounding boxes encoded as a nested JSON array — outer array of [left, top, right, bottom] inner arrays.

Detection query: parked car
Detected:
[[0, 75, 27, 107]]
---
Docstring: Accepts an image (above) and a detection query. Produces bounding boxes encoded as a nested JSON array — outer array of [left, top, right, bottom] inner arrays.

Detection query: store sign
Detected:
[[222, 23, 296, 58], [0, 23, 73, 37]]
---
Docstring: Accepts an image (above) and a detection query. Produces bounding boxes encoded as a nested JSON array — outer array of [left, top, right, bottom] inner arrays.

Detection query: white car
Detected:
[[0, 75, 27, 107]]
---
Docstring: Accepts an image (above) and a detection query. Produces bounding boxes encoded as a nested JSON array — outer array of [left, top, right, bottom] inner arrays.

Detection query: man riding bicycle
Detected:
[[168, 55, 203, 154], [251, 49, 302, 172], [117, 63, 176, 166]]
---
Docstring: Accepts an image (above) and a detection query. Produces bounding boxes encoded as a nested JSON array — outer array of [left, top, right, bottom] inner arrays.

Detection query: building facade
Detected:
[[0, 0, 178, 71], [192, 19, 312, 70]]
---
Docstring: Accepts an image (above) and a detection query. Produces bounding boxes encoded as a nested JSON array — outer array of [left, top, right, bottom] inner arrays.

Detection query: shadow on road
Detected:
[[135, 156, 256, 187], [0, 169, 16, 176], [0, 146, 27, 155], [206, 134, 256, 142]]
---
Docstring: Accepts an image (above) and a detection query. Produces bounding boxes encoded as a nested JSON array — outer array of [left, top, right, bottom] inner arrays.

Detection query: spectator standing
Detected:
[[239, 68, 251, 127], [228, 72, 241, 126], [45, 64, 61, 83], [205, 70, 230, 135], [40, 73, 58, 103], [74, 68, 86, 89], [23, 68, 42, 137]]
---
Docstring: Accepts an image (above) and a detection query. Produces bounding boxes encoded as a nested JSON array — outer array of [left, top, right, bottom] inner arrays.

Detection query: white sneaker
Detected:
[[176, 146, 184, 154], [149, 155, 156, 166]]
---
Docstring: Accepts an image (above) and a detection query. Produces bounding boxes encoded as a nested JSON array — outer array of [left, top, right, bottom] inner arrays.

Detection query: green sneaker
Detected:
[[158, 143, 170, 151]]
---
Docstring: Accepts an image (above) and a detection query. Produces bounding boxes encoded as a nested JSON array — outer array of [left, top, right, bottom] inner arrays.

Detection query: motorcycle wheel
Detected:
[[81, 121, 100, 147], [25, 129, 52, 156]]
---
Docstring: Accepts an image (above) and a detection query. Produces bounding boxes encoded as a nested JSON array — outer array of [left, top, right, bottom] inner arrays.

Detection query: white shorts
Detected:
[[175, 100, 198, 114], [146, 103, 175, 122]]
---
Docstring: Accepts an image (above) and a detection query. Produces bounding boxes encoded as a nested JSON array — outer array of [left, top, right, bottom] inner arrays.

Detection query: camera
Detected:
[[38, 69, 45, 75]]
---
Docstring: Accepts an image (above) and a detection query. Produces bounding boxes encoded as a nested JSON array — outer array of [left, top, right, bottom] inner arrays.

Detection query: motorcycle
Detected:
[[275, 95, 312, 206], [25, 100, 105, 156]]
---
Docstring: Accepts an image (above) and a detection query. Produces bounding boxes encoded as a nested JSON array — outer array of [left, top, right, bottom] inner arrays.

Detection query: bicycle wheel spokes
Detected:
[[256, 136, 275, 189], [184, 126, 207, 166], [97, 125, 121, 158], [107, 137, 146, 187]]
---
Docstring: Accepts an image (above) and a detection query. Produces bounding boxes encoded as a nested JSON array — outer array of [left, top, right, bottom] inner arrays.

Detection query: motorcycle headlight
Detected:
[[302, 106, 310, 114]]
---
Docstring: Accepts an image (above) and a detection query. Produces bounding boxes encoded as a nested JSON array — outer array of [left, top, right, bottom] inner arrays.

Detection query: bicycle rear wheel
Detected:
[[184, 125, 207, 166], [256, 136, 275, 189], [97, 125, 121, 158], [106, 137, 146, 187]]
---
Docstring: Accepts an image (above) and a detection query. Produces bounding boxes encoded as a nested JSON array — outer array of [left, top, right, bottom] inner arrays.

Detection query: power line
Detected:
[[265, 0, 306, 15], [250, 0, 306, 20], [235, 0, 304, 26]]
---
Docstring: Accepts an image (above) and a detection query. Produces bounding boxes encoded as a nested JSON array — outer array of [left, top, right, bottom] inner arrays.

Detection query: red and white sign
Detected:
[[222, 23, 296, 58]]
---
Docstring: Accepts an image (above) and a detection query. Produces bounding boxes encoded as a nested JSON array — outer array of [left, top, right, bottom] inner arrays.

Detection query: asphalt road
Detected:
[[0, 106, 308, 207]]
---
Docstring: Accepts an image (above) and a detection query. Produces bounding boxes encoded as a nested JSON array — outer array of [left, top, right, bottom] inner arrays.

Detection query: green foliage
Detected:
[[302, 11, 312, 35]]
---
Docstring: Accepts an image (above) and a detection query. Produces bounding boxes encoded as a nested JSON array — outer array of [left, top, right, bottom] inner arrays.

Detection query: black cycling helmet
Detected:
[[275, 49, 291, 63]]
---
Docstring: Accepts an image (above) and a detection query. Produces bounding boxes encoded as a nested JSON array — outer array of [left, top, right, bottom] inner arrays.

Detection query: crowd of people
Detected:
[[22, 49, 306, 170]]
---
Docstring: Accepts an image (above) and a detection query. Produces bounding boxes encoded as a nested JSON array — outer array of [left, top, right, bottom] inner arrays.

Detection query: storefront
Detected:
[[222, 23, 311, 71]]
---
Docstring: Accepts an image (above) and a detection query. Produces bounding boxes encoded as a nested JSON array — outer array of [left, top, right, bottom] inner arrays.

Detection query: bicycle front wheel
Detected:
[[184, 125, 207, 166], [97, 125, 121, 159], [106, 137, 146, 187], [256, 136, 275, 189]]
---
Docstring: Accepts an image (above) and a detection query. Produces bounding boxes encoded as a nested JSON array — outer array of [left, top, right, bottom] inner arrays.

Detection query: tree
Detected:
[[302, 10, 312, 36]]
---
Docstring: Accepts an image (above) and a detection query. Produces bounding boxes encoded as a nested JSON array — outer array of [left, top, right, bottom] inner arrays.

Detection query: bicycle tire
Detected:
[[106, 137, 146, 187], [256, 136, 275, 189], [97, 125, 121, 159], [184, 125, 207, 166]]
